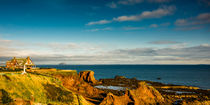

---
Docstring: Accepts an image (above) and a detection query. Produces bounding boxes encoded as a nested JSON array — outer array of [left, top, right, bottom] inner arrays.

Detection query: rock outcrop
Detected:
[[127, 82, 165, 105], [99, 92, 131, 105], [100, 81, 165, 105], [79, 70, 98, 84], [54, 71, 103, 98]]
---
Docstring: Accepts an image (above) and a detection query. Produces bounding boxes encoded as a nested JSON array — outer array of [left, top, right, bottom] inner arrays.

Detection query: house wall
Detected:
[[5, 57, 35, 70]]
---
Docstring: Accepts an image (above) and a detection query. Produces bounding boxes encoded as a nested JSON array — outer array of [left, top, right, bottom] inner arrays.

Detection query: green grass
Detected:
[[0, 72, 89, 105]]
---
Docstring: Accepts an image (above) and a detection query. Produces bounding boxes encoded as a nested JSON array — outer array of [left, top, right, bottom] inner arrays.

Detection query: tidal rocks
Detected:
[[100, 82, 165, 105], [100, 92, 131, 105], [79, 70, 98, 84]]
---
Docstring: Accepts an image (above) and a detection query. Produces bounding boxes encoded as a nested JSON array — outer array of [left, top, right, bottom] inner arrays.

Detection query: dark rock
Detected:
[[114, 75, 126, 80]]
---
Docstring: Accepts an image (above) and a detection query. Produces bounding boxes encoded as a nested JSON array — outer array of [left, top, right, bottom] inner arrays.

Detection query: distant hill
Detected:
[[58, 63, 67, 65]]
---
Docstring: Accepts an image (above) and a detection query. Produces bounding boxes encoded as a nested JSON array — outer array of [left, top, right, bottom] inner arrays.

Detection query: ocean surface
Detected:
[[37, 65, 210, 89]]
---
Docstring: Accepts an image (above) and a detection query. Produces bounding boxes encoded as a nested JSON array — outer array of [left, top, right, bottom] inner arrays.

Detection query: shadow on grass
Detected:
[[43, 84, 74, 103], [0, 89, 13, 104]]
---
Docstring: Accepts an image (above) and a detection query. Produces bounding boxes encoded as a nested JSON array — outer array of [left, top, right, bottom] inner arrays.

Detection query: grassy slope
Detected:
[[0, 72, 89, 105]]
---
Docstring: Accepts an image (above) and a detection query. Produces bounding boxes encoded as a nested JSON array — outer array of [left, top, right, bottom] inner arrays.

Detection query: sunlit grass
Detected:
[[0, 72, 88, 104]]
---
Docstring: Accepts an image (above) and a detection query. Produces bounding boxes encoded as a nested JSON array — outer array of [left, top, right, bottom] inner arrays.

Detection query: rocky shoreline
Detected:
[[77, 71, 210, 105], [39, 69, 210, 105], [95, 76, 210, 105], [0, 69, 210, 105]]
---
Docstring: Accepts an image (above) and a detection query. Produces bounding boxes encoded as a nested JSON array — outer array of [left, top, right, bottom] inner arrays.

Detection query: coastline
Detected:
[[0, 68, 210, 104], [37, 64, 210, 89]]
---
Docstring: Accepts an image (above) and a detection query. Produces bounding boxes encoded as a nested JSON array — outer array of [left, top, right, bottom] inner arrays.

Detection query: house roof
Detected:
[[8, 57, 35, 66]]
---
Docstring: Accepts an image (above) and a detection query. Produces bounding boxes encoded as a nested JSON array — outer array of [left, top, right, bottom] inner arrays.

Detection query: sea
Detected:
[[37, 65, 210, 89]]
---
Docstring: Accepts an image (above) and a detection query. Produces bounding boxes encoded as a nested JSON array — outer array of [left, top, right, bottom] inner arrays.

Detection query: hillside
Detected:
[[0, 72, 90, 105]]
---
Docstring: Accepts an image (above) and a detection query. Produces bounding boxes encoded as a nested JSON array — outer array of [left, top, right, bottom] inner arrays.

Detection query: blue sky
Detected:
[[0, 0, 210, 64]]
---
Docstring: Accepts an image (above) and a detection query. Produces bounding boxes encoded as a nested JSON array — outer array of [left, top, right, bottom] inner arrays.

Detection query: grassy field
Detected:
[[0, 71, 89, 105]]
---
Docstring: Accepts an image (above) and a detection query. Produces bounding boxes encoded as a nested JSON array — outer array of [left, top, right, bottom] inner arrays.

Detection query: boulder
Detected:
[[79, 70, 98, 84], [127, 81, 165, 105]]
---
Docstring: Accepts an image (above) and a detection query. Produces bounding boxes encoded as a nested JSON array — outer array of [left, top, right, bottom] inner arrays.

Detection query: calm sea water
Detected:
[[37, 65, 210, 89]]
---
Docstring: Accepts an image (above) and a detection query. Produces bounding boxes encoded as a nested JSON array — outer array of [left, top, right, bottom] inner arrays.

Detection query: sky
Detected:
[[0, 0, 210, 64]]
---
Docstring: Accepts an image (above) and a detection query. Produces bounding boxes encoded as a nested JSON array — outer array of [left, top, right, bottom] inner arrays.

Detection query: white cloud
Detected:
[[149, 40, 180, 44], [113, 6, 175, 21], [87, 6, 175, 25], [200, 43, 210, 47], [1, 38, 210, 64], [86, 20, 112, 26], [87, 27, 112, 32], [0, 39, 12, 43], [1, 44, 210, 64]]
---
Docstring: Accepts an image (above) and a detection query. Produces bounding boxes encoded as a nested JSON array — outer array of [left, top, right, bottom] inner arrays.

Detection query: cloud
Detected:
[[107, 0, 171, 8], [112, 44, 210, 63], [123, 26, 145, 30], [122, 22, 170, 31], [0, 39, 12, 43], [86, 20, 112, 26], [149, 40, 180, 44], [113, 6, 175, 21], [47, 43, 81, 51], [87, 6, 175, 25], [1, 37, 210, 64], [175, 26, 203, 31], [87, 27, 112, 32], [107, 2, 118, 8], [174, 13, 210, 31], [1, 44, 210, 64], [148, 0, 171, 3], [150, 24, 158, 28], [160, 22, 170, 26], [107, 0, 143, 8], [118, 0, 144, 5], [175, 13, 210, 26]]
